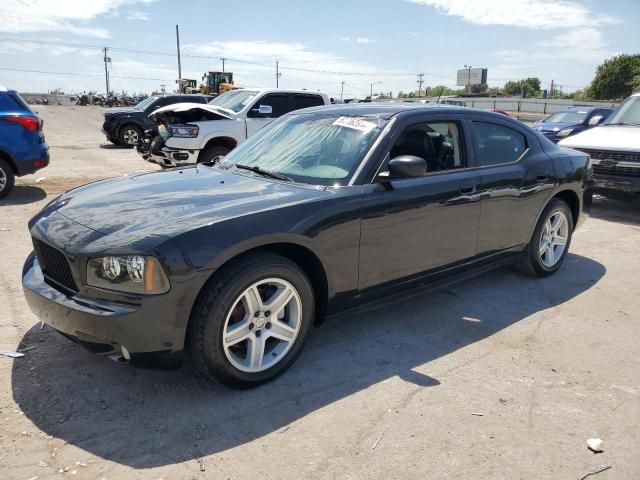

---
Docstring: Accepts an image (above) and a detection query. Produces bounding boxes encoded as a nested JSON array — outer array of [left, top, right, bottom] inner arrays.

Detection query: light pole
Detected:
[[370, 81, 382, 99], [464, 64, 472, 95], [340, 81, 345, 100]]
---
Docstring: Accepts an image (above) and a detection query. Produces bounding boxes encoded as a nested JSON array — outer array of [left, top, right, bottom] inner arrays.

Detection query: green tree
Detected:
[[503, 78, 541, 97], [586, 54, 640, 99]]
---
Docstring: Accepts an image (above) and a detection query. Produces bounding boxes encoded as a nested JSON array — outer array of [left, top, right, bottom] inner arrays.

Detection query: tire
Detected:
[[0, 158, 16, 199], [197, 145, 230, 165], [117, 125, 142, 148], [516, 198, 573, 277], [188, 252, 315, 388]]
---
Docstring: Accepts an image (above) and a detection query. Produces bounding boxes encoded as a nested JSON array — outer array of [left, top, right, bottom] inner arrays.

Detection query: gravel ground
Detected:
[[1, 106, 639, 480]]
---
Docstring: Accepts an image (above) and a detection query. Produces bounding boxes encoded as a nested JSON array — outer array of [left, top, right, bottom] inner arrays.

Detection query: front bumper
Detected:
[[22, 253, 184, 363], [139, 145, 199, 168], [593, 172, 640, 195]]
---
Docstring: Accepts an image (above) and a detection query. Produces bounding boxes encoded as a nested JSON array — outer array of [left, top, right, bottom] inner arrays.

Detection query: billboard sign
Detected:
[[456, 68, 487, 86]]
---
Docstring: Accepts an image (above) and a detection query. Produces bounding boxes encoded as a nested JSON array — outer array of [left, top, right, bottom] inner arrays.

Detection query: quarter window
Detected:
[[473, 122, 527, 166], [292, 94, 324, 110]]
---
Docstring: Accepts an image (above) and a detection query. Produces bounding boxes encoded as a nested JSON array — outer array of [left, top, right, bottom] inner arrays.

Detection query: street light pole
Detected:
[[370, 81, 381, 99], [464, 64, 472, 95], [341, 81, 345, 100]]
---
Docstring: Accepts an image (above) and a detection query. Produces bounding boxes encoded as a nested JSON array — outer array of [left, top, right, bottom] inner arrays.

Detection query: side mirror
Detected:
[[588, 115, 604, 126], [377, 155, 427, 181], [250, 104, 273, 117]]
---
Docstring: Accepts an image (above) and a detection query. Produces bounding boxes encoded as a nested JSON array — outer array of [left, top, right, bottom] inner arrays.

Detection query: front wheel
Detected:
[[516, 198, 573, 277], [197, 145, 230, 165], [117, 125, 142, 148], [188, 252, 315, 388]]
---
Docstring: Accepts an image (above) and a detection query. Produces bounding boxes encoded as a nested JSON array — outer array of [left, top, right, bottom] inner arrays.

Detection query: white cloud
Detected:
[[0, 0, 155, 37], [408, 32, 420, 37], [340, 36, 351, 42], [126, 11, 150, 21], [355, 37, 378, 44], [407, 0, 618, 29]]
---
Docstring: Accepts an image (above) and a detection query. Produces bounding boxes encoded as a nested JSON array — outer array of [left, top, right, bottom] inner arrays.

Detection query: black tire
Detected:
[[516, 198, 573, 277], [0, 158, 16, 199], [117, 124, 142, 148], [197, 145, 230, 165], [188, 252, 315, 388]]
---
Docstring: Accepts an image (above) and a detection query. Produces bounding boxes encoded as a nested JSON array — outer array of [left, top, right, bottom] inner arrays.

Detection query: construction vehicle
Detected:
[[200, 71, 236, 96], [176, 78, 198, 94]]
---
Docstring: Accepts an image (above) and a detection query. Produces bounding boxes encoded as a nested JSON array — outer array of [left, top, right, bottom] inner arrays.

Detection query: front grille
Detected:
[[32, 237, 78, 293], [575, 149, 640, 163], [574, 148, 640, 177]]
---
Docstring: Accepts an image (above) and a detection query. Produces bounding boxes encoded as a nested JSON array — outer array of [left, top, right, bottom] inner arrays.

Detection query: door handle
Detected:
[[459, 183, 477, 194]]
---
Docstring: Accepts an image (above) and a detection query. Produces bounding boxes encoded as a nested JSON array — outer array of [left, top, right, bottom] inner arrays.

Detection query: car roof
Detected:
[[291, 102, 471, 119], [240, 88, 328, 96]]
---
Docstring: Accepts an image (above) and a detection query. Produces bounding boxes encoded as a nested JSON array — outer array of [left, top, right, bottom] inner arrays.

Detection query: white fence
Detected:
[[451, 96, 619, 115]]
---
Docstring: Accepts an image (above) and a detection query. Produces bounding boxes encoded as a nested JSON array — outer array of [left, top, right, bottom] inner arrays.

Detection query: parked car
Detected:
[[488, 108, 510, 117], [0, 86, 49, 198], [137, 89, 329, 167], [101, 94, 210, 147], [23, 105, 591, 388], [559, 93, 640, 199], [532, 106, 613, 143]]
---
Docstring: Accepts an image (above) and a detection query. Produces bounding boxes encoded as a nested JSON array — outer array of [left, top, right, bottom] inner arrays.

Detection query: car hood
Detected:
[[52, 167, 328, 239], [531, 121, 577, 132], [150, 103, 235, 120], [103, 107, 137, 116], [558, 125, 640, 152]]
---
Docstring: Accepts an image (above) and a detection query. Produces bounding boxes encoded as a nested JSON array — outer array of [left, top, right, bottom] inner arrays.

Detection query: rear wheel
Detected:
[[197, 145, 230, 165], [516, 198, 573, 277], [188, 252, 314, 388], [0, 158, 15, 199], [117, 125, 142, 148]]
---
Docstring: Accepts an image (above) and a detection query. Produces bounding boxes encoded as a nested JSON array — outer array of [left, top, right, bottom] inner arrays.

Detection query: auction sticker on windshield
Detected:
[[332, 116, 377, 133]]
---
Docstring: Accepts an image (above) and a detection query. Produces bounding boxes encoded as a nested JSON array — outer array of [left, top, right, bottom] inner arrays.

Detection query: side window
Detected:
[[472, 122, 527, 167], [253, 94, 288, 118], [292, 94, 324, 110], [0, 93, 19, 110], [389, 121, 464, 173]]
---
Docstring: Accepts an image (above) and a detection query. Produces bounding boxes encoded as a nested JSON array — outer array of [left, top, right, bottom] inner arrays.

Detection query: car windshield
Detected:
[[208, 90, 258, 113], [543, 111, 588, 123], [220, 113, 387, 186], [134, 96, 156, 110], [604, 96, 640, 125]]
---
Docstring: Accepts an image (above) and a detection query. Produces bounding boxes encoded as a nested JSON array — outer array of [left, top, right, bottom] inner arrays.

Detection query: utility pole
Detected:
[[103, 47, 111, 95], [276, 61, 282, 88], [464, 64, 472, 95], [370, 82, 381, 99], [417, 73, 424, 97], [550, 79, 555, 98], [340, 81, 345, 100], [175, 25, 182, 81], [220, 57, 227, 72]]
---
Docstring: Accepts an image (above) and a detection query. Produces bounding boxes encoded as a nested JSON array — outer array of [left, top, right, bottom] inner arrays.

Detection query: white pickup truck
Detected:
[[138, 88, 330, 167], [559, 93, 640, 199]]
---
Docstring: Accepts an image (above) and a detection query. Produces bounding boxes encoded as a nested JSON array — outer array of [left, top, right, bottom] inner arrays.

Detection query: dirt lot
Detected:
[[1, 106, 639, 480]]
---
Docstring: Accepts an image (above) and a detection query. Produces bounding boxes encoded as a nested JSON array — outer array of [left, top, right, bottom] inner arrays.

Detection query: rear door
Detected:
[[469, 116, 555, 257], [358, 113, 483, 301]]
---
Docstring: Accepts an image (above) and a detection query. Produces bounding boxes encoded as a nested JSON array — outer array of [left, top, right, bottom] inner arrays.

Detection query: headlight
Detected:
[[168, 124, 199, 138], [87, 255, 170, 294], [556, 128, 574, 137]]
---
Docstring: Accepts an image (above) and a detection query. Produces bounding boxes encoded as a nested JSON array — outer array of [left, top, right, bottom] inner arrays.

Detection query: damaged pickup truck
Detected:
[[137, 88, 329, 167]]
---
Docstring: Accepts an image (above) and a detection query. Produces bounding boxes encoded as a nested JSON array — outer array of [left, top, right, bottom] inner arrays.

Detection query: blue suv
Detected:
[[0, 87, 49, 198], [532, 106, 613, 143]]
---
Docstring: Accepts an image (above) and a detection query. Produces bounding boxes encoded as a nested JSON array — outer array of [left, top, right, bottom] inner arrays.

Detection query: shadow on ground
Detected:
[[12, 254, 604, 468], [1, 185, 47, 205], [99, 143, 130, 150], [590, 195, 640, 227]]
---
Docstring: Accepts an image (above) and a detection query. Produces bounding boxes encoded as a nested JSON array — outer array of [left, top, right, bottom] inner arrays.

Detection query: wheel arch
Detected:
[[0, 148, 18, 174], [202, 135, 238, 152], [117, 121, 143, 137], [552, 188, 580, 227], [185, 239, 330, 351]]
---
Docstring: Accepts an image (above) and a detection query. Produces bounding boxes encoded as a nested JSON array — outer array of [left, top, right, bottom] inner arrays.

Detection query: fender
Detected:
[[197, 130, 243, 151]]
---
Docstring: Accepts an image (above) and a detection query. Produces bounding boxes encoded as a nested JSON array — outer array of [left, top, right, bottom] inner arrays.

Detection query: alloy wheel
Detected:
[[0, 168, 6, 191], [123, 128, 139, 145], [538, 210, 569, 268], [222, 278, 302, 373]]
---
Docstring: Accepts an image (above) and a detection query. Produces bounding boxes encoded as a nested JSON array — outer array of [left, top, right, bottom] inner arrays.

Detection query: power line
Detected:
[[0, 67, 174, 82]]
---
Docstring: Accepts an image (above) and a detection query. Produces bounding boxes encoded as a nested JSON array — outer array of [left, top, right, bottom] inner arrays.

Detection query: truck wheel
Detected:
[[117, 125, 142, 148], [0, 158, 16, 199], [515, 198, 573, 277], [198, 145, 230, 165], [188, 252, 314, 388]]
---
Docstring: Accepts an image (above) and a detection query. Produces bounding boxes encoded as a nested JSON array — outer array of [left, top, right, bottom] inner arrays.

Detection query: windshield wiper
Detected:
[[235, 164, 293, 182]]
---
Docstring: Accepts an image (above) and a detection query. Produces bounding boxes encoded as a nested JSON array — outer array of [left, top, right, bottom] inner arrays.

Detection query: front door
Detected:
[[358, 116, 482, 301]]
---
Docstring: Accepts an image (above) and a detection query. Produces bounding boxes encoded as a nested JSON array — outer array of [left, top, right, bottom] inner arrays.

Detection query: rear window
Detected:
[[0, 92, 32, 112]]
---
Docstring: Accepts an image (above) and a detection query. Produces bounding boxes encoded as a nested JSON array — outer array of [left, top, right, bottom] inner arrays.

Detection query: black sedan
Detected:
[[23, 104, 592, 388]]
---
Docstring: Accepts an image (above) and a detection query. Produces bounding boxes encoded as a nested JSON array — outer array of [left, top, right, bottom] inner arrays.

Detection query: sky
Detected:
[[0, 0, 638, 98]]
